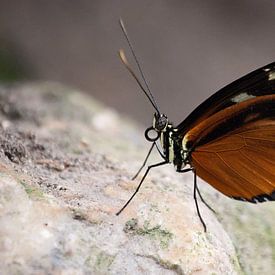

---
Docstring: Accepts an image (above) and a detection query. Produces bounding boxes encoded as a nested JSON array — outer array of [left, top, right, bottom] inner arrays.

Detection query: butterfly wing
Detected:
[[192, 126, 275, 202], [177, 62, 275, 136], [186, 94, 275, 202]]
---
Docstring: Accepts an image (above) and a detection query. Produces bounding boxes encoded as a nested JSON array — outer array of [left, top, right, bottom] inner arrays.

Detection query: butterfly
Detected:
[[116, 19, 275, 231]]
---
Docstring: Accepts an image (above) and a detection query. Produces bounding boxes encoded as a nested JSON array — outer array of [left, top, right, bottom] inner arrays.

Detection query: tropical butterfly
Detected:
[[116, 19, 275, 231]]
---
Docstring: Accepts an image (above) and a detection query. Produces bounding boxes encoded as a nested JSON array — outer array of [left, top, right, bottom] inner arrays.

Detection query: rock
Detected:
[[0, 82, 274, 274]]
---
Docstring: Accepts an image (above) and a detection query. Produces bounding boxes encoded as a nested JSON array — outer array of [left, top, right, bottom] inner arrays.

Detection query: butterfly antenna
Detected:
[[119, 50, 159, 114], [119, 18, 160, 115]]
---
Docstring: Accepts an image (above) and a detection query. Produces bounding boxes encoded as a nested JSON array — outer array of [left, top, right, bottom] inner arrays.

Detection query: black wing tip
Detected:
[[232, 191, 275, 204]]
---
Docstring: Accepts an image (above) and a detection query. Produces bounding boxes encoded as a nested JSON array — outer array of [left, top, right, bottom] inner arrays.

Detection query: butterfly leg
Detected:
[[116, 160, 168, 215], [177, 167, 207, 231], [193, 169, 207, 232], [196, 184, 216, 213], [132, 142, 155, 180]]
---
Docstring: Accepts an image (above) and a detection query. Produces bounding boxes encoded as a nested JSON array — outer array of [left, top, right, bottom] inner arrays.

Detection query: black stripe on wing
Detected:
[[177, 62, 275, 136]]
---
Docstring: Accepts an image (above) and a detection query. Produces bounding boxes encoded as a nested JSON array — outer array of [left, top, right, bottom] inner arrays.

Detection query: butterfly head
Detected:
[[145, 113, 169, 142], [153, 113, 168, 131]]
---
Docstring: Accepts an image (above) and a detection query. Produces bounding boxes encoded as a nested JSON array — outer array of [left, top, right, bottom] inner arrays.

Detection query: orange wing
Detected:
[[191, 121, 275, 202]]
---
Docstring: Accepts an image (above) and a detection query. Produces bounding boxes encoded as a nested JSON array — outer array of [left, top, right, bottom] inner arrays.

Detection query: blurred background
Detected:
[[0, 0, 274, 126]]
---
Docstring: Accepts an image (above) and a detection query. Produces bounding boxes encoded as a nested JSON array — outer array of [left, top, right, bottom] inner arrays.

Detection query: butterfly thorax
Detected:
[[148, 113, 191, 171]]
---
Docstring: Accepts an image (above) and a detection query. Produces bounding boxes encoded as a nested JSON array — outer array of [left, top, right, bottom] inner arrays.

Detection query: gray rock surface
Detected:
[[0, 83, 274, 274]]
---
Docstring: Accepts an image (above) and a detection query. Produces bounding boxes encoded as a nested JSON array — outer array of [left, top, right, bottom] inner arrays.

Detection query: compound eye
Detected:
[[155, 115, 168, 131], [145, 127, 160, 142]]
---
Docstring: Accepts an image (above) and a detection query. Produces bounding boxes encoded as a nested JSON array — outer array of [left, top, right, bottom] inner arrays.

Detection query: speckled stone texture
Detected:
[[0, 83, 274, 274]]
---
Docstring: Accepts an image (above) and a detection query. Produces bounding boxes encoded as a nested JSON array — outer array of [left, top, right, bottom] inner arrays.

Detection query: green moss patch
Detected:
[[85, 247, 115, 273], [124, 218, 173, 249], [20, 180, 44, 199]]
